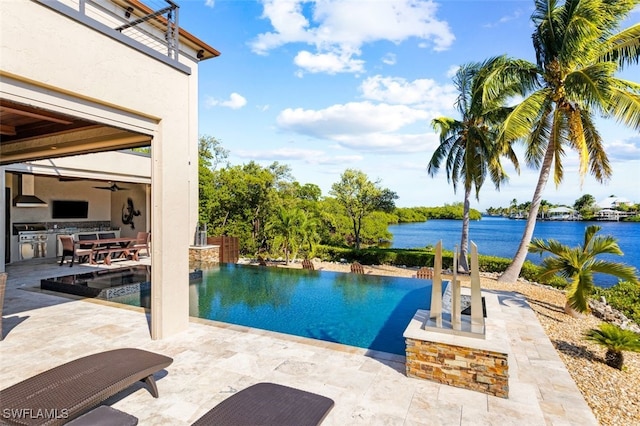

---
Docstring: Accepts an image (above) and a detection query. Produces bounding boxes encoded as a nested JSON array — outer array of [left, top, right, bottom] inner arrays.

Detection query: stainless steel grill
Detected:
[[16, 224, 49, 260]]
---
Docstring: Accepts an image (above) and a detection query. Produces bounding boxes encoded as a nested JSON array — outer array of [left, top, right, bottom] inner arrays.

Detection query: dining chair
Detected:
[[59, 235, 93, 267]]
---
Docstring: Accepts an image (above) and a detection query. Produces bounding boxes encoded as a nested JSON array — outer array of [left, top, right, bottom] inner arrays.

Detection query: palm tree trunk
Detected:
[[458, 186, 471, 273], [498, 143, 554, 283]]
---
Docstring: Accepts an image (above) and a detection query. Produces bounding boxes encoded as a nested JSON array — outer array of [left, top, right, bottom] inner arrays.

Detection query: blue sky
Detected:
[[177, 0, 639, 210]]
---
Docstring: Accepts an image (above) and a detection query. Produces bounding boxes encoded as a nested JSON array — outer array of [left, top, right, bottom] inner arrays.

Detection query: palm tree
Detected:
[[585, 323, 640, 370], [429, 56, 529, 272], [269, 207, 305, 265], [529, 225, 639, 315], [497, 0, 640, 283]]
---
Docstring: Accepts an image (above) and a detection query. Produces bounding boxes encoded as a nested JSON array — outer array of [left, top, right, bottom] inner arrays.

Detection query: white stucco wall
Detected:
[[0, 1, 203, 338]]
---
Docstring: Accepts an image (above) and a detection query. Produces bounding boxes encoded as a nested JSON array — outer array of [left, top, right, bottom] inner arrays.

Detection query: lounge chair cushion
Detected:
[[0, 348, 172, 426], [192, 382, 334, 426]]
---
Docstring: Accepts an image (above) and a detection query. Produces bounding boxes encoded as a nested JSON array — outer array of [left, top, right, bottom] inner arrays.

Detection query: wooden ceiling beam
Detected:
[[0, 123, 16, 135], [0, 106, 74, 125]]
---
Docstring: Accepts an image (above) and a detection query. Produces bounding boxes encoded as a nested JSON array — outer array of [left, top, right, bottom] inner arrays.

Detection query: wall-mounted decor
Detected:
[[122, 198, 141, 229]]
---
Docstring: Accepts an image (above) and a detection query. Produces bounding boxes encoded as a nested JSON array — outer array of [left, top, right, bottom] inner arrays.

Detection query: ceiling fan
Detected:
[[93, 182, 129, 192]]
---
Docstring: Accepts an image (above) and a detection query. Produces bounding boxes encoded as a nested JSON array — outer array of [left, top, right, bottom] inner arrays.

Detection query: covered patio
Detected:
[[1, 0, 219, 339]]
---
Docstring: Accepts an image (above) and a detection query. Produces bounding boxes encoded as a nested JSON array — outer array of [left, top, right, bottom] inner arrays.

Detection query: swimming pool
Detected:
[[111, 263, 434, 355]]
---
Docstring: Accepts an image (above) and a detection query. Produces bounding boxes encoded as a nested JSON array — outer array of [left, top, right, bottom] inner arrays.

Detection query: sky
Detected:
[[174, 0, 639, 211]]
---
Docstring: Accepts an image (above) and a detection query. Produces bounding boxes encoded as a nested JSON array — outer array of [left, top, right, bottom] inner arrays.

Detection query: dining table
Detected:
[[76, 237, 141, 265]]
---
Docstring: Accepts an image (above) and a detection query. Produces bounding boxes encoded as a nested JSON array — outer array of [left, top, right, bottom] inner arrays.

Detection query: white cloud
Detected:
[[250, 0, 454, 74], [294, 50, 365, 74], [277, 101, 430, 137], [234, 148, 363, 165], [276, 101, 442, 153], [382, 53, 397, 65], [359, 75, 457, 110], [204, 0, 215, 8], [205, 93, 247, 109], [483, 9, 523, 28], [604, 137, 640, 161], [333, 132, 438, 153]]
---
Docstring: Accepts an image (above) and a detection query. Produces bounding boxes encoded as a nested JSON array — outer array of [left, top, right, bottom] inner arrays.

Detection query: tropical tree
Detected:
[[497, 0, 640, 283], [330, 169, 397, 250], [585, 323, 640, 370], [198, 135, 228, 226], [428, 56, 527, 272], [529, 225, 639, 315], [269, 207, 306, 264]]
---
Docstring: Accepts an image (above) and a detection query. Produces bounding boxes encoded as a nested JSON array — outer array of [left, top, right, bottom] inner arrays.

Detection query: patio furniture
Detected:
[[191, 382, 334, 426], [0, 272, 5, 341], [97, 232, 118, 248], [130, 232, 150, 257], [77, 233, 98, 249], [59, 235, 93, 267], [416, 267, 434, 279], [0, 348, 173, 426], [302, 259, 315, 270], [350, 262, 364, 274]]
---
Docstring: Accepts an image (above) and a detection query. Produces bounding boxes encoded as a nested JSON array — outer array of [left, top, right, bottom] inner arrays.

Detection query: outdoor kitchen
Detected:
[[4, 156, 150, 264]]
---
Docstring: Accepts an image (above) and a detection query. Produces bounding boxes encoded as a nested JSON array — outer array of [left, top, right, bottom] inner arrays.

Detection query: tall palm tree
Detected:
[[529, 225, 639, 315], [497, 0, 640, 283], [269, 207, 305, 265], [428, 56, 531, 272]]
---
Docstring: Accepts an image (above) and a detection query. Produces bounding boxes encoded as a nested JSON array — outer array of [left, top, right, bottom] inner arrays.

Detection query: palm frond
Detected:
[[606, 80, 640, 131], [559, 0, 606, 66], [579, 113, 612, 182], [588, 236, 623, 257], [564, 62, 618, 110], [501, 89, 550, 144], [566, 269, 594, 313], [599, 23, 640, 69], [567, 109, 589, 182], [590, 260, 639, 284], [550, 108, 568, 186], [583, 224, 601, 248], [585, 323, 640, 353]]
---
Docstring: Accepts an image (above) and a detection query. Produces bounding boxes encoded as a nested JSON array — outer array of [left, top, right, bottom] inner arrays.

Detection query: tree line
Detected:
[[197, 136, 480, 260]]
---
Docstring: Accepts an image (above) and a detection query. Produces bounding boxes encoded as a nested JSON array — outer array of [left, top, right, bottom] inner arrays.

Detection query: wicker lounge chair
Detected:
[[302, 259, 315, 270], [416, 267, 434, 279], [0, 348, 172, 426], [0, 272, 5, 341], [192, 382, 334, 426], [350, 262, 364, 274]]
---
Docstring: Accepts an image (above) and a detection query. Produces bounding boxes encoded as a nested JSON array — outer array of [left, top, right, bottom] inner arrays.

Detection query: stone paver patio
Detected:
[[0, 258, 597, 425]]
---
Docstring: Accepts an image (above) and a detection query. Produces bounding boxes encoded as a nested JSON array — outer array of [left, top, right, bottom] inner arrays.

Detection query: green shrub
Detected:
[[594, 281, 640, 324]]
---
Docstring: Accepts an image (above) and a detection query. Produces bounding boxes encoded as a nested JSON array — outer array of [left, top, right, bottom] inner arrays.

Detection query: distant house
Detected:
[[594, 209, 636, 221], [597, 197, 633, 209], [547, 206, 580, 221]]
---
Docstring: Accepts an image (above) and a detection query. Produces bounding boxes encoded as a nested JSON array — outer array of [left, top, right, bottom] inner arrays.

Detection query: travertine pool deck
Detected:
[[1, 259, 597, 425]]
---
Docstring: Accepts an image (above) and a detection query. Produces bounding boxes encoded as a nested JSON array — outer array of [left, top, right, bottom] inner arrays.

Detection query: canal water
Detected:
[[388, 216, 640, 287]]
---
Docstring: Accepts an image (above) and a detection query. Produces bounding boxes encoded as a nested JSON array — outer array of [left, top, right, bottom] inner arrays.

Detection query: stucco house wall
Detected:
[[0, 0, 215, 338]]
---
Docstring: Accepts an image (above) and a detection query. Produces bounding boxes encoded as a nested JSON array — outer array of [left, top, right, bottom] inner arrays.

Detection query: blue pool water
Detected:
[[112, 263, 434, 355]]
